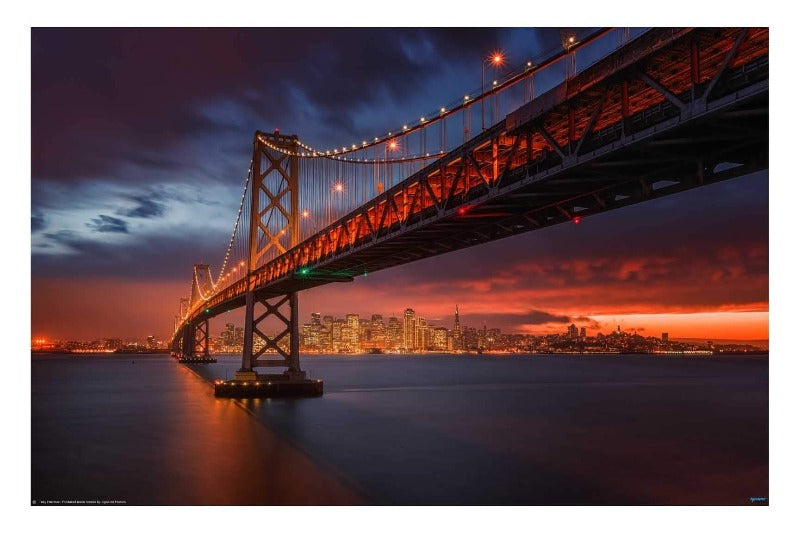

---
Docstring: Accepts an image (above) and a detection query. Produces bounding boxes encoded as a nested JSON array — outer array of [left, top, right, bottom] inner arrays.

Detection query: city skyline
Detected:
[[33, 302, 769, 351]]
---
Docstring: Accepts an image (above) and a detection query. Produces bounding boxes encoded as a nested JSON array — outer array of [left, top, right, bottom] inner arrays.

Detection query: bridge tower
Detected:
[[236, 131, 305, 382], [181, 265, 212, 358]]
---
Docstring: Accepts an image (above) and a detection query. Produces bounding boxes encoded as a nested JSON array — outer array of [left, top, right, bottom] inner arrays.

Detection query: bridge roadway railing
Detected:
[[183, 27, 768, 327]]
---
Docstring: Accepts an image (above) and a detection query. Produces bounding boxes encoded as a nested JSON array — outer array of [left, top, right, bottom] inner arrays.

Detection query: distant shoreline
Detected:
[[32, 350, 768, 357]]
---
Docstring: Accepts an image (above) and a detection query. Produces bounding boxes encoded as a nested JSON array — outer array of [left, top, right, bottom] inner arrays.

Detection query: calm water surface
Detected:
[[32, 353, 768, 505]]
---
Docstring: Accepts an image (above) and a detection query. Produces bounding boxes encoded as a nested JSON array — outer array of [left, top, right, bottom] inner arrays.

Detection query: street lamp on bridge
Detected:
[[482, 51, 505, 131]]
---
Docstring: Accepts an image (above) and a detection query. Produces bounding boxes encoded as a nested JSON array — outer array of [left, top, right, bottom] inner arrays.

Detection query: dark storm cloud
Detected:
[[42, 229, 80, 246], [87, 215, 129, 233], [31, 213, 46, 232], [31, 28, 508, 184], [33, 228, 229, 280], [464, 310, 596, 326], [119, 193, 166, 219]]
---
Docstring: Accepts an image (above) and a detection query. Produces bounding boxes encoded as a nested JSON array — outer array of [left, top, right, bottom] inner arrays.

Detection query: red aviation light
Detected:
[[572, 216, 581, 224]]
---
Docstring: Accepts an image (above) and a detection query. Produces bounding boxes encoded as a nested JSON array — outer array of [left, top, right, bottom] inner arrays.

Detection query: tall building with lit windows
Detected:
[[568, 324, 579, 338], [346, 314, 360, 352], [403, 308, 416, 352], [370, 314, 386, 348], [387, 317, 402, 350], [432, 327, 449, 351], [415, 317, 427, 350], [452, 305, 463, 351]]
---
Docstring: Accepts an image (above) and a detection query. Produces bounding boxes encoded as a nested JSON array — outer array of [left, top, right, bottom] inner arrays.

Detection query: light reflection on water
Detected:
[[33, 353, 768, 505]]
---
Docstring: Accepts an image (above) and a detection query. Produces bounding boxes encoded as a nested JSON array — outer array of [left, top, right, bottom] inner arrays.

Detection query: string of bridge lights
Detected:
[[180, 163, 255, 323], [257, 134, 444, 164], [193, 266, 213, 302], [214, 161, 253, 286]]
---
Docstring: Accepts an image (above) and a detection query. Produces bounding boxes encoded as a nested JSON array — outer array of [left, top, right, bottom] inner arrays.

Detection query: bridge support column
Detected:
[[181, 324, 194, 358], [237, 291, 305, 381], [194, 319, 209, 357]]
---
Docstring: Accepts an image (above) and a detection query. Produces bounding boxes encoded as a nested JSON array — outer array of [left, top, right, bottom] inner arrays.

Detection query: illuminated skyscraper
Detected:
[[452, 305, 463, 351], [403, 308, 415, 352], [568, 324, 579, 338], [331, 319, 344, 352], [387, 316, 402, 350], [415, 317, 427, 350], [301, 324, 313, 350], [370, 314, 386, 347], [432, 327, 448, 351], [346, 314, 360, 352]]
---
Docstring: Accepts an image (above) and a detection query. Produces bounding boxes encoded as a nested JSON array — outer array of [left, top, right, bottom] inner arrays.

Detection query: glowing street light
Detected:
[[301, 209, 310, 218], [333, 182, 344, 193], [482, 50, 505, 131]]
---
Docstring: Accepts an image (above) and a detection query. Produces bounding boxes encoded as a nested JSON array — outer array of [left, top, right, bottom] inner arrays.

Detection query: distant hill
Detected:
[[672, 338, 769, 349]]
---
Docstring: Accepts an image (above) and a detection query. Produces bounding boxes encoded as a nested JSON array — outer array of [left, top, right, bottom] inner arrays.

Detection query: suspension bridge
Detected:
[[168, 27, 768, 397]]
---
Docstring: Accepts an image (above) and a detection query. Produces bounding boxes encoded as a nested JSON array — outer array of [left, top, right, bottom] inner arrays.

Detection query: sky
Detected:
[[30, 27, 769, 343]]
